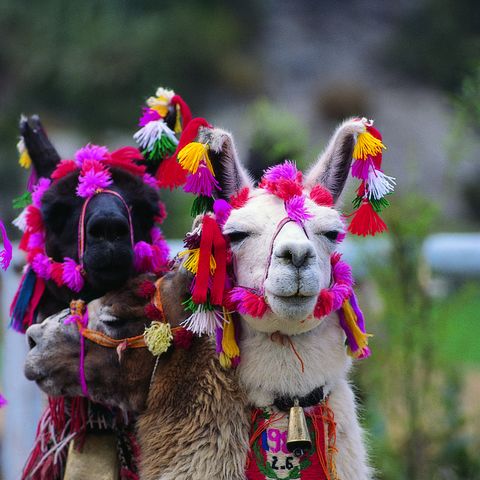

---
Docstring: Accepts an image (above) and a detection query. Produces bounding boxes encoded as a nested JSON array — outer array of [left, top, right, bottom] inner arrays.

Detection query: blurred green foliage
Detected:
[[356, 195, 480, 479]]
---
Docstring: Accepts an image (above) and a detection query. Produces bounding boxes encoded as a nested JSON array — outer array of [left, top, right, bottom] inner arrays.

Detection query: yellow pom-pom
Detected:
[[17, 139, 32, 169], [178, 248, 216, 275], [353, 131, 386, 160], [144, 321, 173, 356], [221, 310, 240, 359], [177, 142, 214, 174]]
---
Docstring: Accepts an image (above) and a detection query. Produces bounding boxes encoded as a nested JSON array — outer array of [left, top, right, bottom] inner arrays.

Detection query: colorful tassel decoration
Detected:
[[144, 321, 173, 356], [181, 304, 223, 336], [338, 295, 371, 359], [0, 220, 12, 271], [348, 122, 393, 237]]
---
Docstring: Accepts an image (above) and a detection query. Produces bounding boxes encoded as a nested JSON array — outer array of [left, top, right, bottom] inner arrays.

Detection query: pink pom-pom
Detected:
[[285, 195, 313, 224], [32, 178, 52, 207], [76, 160, 112, 198], [332, 258, 353, 286], [213, 199, 232, 227], [229, 287, 268, 318], [263, 161, 300, 183], [75, 144, 109, 167], [62, 258, 85, 292], [27, 232, 45, 250], [32, 253, 52, 279], [134, 241, 154, 272], [330, 283, 352, 311], [143, 173, 159, 190]]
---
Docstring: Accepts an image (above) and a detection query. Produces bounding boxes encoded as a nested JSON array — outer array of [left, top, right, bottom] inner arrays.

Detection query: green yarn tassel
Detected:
[[13, 192, 32, 209], [352, 195, 390, 212], [190, 196, 214, 217], [143, 135, 177, 162]]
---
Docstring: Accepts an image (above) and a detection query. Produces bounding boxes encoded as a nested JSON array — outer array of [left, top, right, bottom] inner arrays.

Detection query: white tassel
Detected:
[[181, 308, 223, 336], [367, 168, 396, 200], [133, 120, 178, 152], [12, 208, 28, 232]]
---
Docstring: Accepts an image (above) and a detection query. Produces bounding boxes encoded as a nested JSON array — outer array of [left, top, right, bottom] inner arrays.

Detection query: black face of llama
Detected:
[[11, 116, 170, 329]]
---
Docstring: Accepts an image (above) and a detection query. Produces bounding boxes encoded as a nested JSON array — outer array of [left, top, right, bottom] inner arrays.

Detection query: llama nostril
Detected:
[[88, 215, 130, 242], [276, 242, 315, 268], [27, 334, 37, 350]]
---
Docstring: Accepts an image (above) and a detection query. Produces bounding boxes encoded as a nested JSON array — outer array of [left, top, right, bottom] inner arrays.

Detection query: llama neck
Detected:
[[237, 315, 351, 407]]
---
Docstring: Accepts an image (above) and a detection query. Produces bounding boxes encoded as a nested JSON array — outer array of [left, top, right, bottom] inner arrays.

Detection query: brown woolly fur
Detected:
[[25, 266, 250, 480], [138, 336, 249, 480]]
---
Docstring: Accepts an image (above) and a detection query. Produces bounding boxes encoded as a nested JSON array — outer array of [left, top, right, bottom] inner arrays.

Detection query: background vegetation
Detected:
[[0, 0, 479, 478]]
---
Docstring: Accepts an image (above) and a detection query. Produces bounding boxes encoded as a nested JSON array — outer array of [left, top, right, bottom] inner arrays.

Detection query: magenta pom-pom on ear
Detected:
[[74, 144, 109, 167], [62, 258, 84, 292], [263, 160, 300, 183], [32, 178, 52, 207], [229, 287, 268, 318], [285, 195, 313, 224], [76, 160, 112, 198]]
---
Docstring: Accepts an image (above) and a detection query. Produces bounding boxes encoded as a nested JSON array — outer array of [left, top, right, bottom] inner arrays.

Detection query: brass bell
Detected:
[[286, 398, 312, 457]]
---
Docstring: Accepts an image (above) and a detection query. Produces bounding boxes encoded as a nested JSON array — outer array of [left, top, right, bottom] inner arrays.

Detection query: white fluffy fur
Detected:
[[216, 120, 373, 479]]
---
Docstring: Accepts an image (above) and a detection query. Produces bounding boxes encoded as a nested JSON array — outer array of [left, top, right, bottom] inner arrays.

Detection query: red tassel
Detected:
[[314, 289, 334, 317], [348, 200, 387, 237], [19, 232, 30, 252], [51, 159, 78, 181], [156, 156, 188, 189], [26, 205, 43, 233], [23, 277, 45, 330], [171, 95, 192, 129], [105, 147, 146, 176], [192, 216, 215, 304], [210, 221, 227, 305], [137, 280, 156, 299]]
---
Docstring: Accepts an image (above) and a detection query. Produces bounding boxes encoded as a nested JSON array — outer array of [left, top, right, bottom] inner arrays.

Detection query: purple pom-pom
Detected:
[[75, 144, 109, 167], [138, 107, 161, 127], [31, 253, 52, 279], [77, 161, 112, 198], [32, 178, 52, 207], [263, 160, 299, 182], [213, 199, 232, 227], [62, 258, 84, 292], [285, 195, 312, 224]]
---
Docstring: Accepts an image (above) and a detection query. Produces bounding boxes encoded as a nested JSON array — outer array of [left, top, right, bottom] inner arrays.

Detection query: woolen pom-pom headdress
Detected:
[[161, 117, 394, 365]]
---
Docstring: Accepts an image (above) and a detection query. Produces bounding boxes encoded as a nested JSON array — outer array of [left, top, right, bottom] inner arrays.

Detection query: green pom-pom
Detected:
[[13, 192, 32, 209], [190, 196, 214, 217]]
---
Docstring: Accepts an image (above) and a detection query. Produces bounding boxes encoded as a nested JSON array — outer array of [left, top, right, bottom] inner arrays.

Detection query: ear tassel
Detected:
[[218, 310, 241, 369], [17, 138, 32, 169], [348, 123, 394, 237]]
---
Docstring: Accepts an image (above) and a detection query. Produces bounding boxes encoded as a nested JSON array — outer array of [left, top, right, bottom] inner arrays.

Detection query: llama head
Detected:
[[24, 268, 191, 412], [17, 117, 168, 311], [202, 119, 369, 336]]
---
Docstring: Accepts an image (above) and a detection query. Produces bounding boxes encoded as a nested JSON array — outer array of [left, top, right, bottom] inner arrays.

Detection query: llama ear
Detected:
[[19, 115, 61, 178], [198, 127, 253, 199], [304, 118, 368, 202]]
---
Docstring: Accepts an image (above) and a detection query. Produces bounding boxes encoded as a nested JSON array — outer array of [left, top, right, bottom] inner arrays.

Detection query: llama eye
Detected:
[[323, 231, 339, 242], [226, 231, 250, 244]]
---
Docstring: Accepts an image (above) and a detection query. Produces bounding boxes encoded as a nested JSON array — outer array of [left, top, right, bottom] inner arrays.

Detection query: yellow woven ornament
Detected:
[[178, 248, 216, 275], [144, 321, 173, 356]]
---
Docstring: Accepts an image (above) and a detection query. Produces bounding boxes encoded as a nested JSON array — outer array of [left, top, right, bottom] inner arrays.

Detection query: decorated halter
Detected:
[[11, 86, 193, 334], [161, 117, 395, 367], [10, 144, 170, 332], [65, 278, 193, 397]]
